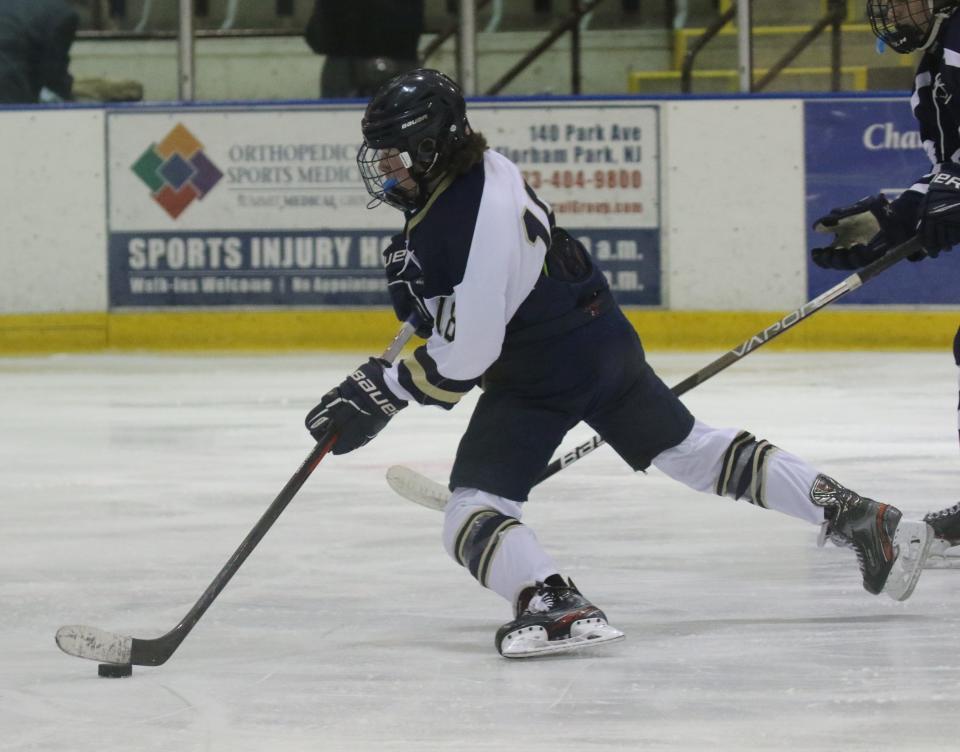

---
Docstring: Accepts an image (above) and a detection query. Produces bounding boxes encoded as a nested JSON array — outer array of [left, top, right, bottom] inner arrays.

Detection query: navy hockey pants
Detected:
[[449, 306, 695, 501]]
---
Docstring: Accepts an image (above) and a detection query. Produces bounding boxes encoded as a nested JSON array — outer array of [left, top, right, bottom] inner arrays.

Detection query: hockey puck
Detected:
[[97, 663, 133, 678]]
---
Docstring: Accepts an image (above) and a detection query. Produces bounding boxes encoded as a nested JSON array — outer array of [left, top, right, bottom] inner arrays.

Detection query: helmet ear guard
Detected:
[[415, 137, 438, 164]]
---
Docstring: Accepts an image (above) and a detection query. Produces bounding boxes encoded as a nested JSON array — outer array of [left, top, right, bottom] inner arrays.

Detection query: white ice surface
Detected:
[[1, 349, 958, 752]]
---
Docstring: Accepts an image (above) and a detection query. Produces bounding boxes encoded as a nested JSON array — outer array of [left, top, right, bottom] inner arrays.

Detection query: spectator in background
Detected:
[[304, 0, 424, 99], [0, 0, 80, 104]]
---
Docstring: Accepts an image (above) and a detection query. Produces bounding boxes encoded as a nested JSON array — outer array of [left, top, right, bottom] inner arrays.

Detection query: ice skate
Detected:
[[496, 575, 624, 659], [812, 475, 933, 601], [923, 502, 960, 569]]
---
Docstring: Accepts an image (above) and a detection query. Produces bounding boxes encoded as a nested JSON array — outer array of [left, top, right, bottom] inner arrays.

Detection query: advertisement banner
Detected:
[[805, 98, 960, 304], [106, 102, 661, 308]]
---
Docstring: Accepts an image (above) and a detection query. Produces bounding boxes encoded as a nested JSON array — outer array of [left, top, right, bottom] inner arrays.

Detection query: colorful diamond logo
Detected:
[[132, 123, 223, 219]]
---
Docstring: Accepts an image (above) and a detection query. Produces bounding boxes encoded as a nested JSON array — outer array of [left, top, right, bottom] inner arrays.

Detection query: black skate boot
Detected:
[[923, 501, 960, 569], [811, 475, 933, 600], [496, 575, 624, 659]]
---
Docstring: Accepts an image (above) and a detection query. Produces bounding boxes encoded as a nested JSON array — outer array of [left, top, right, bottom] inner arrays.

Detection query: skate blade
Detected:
[[500, 622, 625, 659], [925, 538, 960, 569], [882, 521, 934, 601]]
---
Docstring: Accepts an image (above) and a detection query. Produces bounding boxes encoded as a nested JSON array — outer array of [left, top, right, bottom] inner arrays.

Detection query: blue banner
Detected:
[[107, 229, 660, 307], [805, 98, 959, 304]]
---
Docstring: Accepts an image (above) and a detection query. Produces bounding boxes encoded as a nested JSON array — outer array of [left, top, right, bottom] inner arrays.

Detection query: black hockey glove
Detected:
[[919, 163, 960, 257], [305, 358, 407, 455], [383, 234, 433, 338], [811, 193, 916, 270]]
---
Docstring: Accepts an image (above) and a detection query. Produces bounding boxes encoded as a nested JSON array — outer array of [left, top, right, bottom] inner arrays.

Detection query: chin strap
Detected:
[[919, 3, 957, 51]]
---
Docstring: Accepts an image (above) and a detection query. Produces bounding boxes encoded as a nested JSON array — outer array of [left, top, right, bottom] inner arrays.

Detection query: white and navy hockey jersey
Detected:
[[382, 149, 606, 409]]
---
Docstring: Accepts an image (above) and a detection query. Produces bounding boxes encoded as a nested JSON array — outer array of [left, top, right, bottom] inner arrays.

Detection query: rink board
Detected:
[[0, 95, 955, 354], [1, 309, 954, 354]]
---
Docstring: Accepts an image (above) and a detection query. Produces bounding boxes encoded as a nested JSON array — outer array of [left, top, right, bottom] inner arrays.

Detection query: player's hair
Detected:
[[445, 131, 488, 176]]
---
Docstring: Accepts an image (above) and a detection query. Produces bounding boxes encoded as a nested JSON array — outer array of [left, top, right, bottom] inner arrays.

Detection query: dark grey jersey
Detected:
[[909, 13, 960, 194]]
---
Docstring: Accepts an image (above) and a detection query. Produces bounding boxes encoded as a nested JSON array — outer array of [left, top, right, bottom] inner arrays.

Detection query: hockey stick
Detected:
[[387, 236, 924, 511], [56, 318, 419, 669]]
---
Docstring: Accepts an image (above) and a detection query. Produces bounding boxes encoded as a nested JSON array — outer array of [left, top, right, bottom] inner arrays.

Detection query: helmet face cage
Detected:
[[356, 145, 422, 212], [868, 0, 949, 52]]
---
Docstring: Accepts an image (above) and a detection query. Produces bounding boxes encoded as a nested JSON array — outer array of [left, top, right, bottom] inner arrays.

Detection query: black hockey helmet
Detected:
[[356, 68, 470, 211], [868, 0, 959, 53]]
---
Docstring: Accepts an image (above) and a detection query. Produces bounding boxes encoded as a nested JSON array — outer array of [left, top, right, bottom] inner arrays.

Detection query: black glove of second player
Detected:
[[919, 163, 960, 257], [305, 358, 407, 455], [383, 234, 434, 338], [811, 193, 916, 270]]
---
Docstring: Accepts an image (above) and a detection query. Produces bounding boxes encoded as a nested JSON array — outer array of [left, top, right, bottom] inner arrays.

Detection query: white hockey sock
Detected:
[[442, 487, 559, 604], [652, 419, 825, 525], [761, 451, 825, 524]]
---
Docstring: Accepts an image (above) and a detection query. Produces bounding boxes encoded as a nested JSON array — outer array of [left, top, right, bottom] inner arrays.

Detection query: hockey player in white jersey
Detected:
[[812, 0, 959, 560], [306, 69, 934, 658]]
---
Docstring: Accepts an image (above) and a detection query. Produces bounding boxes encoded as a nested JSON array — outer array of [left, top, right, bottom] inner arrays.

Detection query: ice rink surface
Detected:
[[1, 348, 958, 752]]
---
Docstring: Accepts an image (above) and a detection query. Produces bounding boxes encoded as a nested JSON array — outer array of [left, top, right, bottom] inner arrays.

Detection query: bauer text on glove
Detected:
[[919, 163, 960, 257], [305, 358, 407, 454]]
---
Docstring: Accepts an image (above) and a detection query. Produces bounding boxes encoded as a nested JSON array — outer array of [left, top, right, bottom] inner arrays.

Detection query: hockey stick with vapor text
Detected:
[[387, 235, 925, 512], [55, 317, 420, 672]]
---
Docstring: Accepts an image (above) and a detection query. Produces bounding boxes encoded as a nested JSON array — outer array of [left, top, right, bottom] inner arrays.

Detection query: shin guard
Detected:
[[442, 488, 559, 601], [715, 430, 778, 508]]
